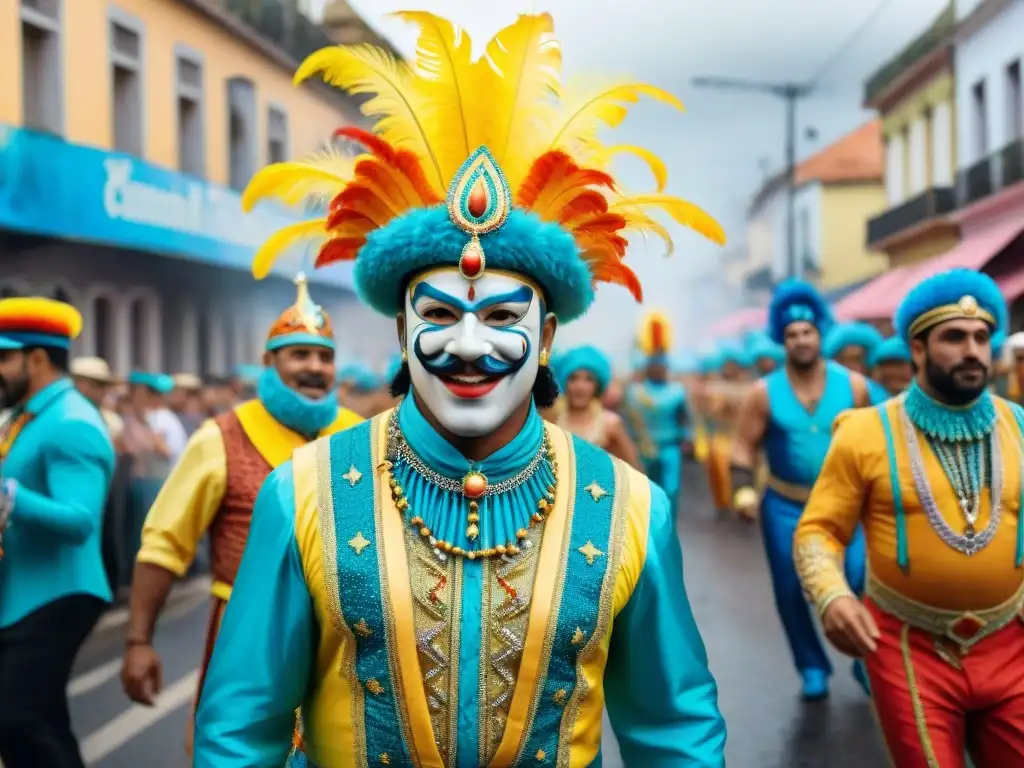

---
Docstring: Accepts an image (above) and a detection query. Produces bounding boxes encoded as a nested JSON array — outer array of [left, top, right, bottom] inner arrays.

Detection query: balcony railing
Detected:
[[866, 187, 956, 244], [956, 138, 1024, 207]]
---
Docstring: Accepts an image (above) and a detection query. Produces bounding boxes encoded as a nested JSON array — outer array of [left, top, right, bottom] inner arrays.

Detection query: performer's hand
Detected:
[[122, 642, 163, 706], [822, 595, 880, 657]]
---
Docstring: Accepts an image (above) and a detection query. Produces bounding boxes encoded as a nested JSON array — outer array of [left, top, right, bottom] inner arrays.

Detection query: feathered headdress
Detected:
[[638, 310, 673, 357], [265, 272, 335, 351], [243, 11, 725, 322], [823, 322, 884, 360], [767, 279, 833, 344]]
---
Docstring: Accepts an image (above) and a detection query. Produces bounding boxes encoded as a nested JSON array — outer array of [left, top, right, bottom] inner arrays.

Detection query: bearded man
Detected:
[[193, 11, 727, 767], [121, 274, 362, 755], [796, 269, 1024, 765], [731, 279, 871, 700], [556, 345, 641, 468], [0, 299, 115, 768]]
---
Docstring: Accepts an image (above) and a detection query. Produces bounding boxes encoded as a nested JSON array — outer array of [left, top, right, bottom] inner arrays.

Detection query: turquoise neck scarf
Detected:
[[257, 366, 339, 439], [394, 395, 554, 552], [903, 381, 997, 442]]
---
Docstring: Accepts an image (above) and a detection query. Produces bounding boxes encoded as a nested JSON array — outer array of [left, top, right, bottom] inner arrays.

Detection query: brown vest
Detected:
[[209, 410, 272, 587]]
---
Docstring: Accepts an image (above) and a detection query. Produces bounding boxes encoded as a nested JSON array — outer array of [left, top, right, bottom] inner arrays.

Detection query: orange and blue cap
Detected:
[[266, 273, 335, 352], [0, 297, 83, 351]]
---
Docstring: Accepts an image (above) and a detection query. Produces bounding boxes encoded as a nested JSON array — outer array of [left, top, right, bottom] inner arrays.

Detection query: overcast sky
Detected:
[[314, 0, 950, 360]]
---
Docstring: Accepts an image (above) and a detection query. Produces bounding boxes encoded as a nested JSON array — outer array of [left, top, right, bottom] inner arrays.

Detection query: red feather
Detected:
[[651, 320, 665, 349], [558, 190, 608, 224], [590, 261, 643, 302], [573, 212, 627, 234], [317, 237, 366, 266], [516, 151, 573, 208], [335, 127, 441, 206]]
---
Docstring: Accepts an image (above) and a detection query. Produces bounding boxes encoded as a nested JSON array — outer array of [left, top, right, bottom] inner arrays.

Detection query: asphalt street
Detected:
[[67, 463, 888, 767]]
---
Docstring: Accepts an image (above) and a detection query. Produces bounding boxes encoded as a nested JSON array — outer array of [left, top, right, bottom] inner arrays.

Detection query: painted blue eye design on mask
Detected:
[[410, 283, 535, 376]]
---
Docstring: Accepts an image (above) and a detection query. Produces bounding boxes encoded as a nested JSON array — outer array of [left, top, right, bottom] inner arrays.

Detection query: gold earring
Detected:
[[401, 349, 408, 362], [539, 349, 549, 367]]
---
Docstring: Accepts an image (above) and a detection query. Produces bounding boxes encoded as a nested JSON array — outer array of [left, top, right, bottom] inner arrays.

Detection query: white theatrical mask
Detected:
[[404, 267, 548, 438]]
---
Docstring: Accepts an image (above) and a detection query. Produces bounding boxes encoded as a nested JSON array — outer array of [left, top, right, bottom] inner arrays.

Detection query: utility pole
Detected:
[[691, 77, 814, 280]]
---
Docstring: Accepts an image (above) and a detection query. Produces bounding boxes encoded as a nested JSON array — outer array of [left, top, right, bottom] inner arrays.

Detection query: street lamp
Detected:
[[691, 76, 814, 280]]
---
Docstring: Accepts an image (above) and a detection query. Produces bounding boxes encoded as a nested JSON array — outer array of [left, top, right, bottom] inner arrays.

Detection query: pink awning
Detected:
[[836, 219, 1024, 321], [705, 306, 766, 337], [997, 269, 1024, 302]]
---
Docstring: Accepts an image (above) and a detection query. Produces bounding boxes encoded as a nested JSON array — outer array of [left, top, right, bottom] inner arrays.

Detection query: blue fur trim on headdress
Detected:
[[354, 206, 592, 322], [894, 268, 1007, 344], [266, 331, 335, 352], [699, 351, 723, 374], [868, 336, 911, 369], [558, 345, 612, 395], [337, 363, 381, 392], [823, 322, 884, 360], [749, 335, 785, 364], [767, 279, 834, 344]]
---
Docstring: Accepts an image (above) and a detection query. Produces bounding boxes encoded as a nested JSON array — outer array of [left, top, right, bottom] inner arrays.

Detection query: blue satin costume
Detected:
[[761, 362, 867, 685], [194, 398, 726, 767], [624, 379, 686, 514], [0, 378, 115, 628]]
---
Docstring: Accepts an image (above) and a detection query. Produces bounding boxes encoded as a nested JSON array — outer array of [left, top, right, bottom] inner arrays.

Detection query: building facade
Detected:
[[863, 4, 960, 268], [0, 0, 393, 376]]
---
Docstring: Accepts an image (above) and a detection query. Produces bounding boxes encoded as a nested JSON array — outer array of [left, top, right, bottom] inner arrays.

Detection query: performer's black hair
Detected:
[[532, 364, 559, 409], [390, 361, 411, 397], [392, 360, 558, 408]]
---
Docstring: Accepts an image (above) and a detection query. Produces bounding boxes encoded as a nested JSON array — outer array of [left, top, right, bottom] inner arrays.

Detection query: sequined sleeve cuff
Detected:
[[793, 535, 855, 617]]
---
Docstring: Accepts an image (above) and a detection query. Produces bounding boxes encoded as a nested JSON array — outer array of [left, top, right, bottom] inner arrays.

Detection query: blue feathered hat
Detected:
[[718, 341, 752, 369], [894, 268, 1007, 344], [337, 363, 382, 392], [558, 345, 612, 394], [128, 371, 175, 394], [868, 336, 911, 369], [823, 322, 885, 360], [699, 351, 723, 375], [767, 279, 834, 344], [749, 335, 786, 365]]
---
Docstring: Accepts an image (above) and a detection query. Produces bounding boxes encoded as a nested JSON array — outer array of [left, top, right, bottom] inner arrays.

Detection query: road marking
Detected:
[[95, 576, 210, 632], [80, 669, 199, 765], [68, 658, 123, 699]]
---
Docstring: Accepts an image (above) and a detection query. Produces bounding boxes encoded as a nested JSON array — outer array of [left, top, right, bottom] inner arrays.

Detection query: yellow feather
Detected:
[[241, 153, 356, 212], [619, 209, 675, 256], [474, 14, 563, 190], [610, 195, 726, 245], [593, 144, 668, 192], [545, 80, 684, 153], [251, 219, 328, 280], [293, 44, 444, 193], [390, 11, 476, 182]]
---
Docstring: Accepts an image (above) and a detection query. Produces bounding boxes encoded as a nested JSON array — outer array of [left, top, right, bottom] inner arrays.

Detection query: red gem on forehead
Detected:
[[467, 179, 488, 218], [468, 285, 476, 301]]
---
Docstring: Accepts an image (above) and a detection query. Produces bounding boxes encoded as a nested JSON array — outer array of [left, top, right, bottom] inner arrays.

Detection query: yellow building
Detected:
[[862, 3, 959, 269], [740, 122, 887, 297], [0, 0, 393, 375]]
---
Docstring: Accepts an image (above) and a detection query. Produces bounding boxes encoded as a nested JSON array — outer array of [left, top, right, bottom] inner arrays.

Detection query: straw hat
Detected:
[[70, 356, 115, 384], [172, 373, 203, 390]]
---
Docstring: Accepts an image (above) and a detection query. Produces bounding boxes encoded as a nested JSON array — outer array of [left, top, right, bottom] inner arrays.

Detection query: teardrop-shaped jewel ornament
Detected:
[[447, 146, 511, 280]]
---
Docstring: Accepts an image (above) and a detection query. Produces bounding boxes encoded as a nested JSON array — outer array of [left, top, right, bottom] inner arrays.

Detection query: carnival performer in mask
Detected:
[[868, 335, 913, 400], [795, 269, 1024, 765], [624, 311, 689, 516], [731, 279, 871, 699], [557, 345, 641, 469], [824, 321, 884, 376], [193, 11, 727, 767], [121, 274, 363, 755]]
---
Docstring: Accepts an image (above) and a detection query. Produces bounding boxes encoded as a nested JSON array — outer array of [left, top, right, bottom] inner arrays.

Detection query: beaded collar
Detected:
[[902, 382, 997, 443]]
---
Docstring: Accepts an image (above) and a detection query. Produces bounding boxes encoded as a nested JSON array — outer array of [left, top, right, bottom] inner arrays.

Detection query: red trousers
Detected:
[[865, 598, 1024, 767]]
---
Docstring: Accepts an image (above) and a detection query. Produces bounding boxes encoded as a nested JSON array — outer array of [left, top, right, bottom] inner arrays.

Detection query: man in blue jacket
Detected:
[[0, 297, 115, 768]]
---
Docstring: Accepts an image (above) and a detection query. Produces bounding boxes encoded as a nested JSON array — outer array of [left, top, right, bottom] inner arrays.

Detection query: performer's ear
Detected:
[[541, 313, 557, 353], [396, 312, 406, 349]]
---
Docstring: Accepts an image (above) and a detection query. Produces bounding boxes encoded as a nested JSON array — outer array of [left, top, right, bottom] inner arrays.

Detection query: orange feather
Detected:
[[353, 159, 410, 209], [557, 190, 608, 224], [516, 151, 574, 208], [336, 126, 441, 206], [590, 260, 643, 302], [329, 186, 395, 228], [651, 319, 665, 348], [572, 212, 627, 234], [317, 237, 366, 266]]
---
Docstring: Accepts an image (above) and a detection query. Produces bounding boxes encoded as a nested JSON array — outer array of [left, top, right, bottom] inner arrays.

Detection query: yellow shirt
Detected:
[[136, 400, 363, 599], [795, 397, 1024, 614]]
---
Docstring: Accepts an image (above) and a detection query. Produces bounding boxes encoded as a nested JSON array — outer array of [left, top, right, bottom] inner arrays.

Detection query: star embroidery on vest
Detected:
[[571, 626, 586, 645], [578, 540, 604, 565], [342, 464, 363, 487], [353, 618, 373, 638], [535, 749, 547, 762], [584, 481, 607, 502], [348, 531, 372, 555]]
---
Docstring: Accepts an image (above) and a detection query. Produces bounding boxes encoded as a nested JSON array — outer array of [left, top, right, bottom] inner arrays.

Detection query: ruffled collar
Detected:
[[397, 394, 543, 481], [903, 382, 997, 442]]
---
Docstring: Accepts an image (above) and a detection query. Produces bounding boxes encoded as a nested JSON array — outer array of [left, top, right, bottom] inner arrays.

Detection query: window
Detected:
[[267, 105, 288, 164], [91, 295, 114, 362], [227, 77, 257, 190], [972, 79, 988, 160], [129, 297, 147, 369], [109, 13, 143, 155], [20, 0, 62, 134], [176, 49, 204, 176], [1007, 60, 1022, 142]]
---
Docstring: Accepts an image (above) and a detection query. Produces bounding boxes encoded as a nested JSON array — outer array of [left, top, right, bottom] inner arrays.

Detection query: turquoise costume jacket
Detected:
[[0, 378, 115, 627], [195, 403, 726, 768]]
